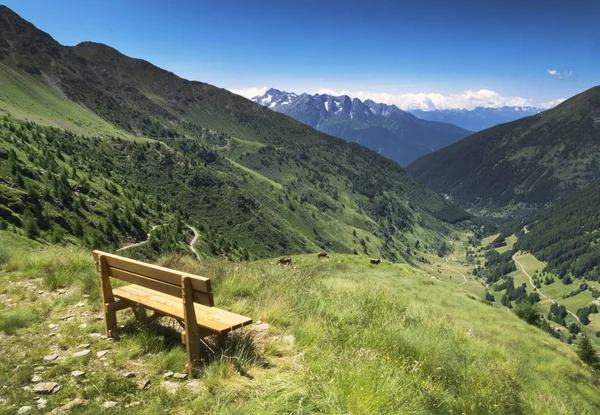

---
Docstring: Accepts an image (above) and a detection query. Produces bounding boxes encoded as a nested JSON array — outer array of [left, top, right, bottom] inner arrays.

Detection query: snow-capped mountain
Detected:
[[252, 89, 472, 166], [409, 107, 542, 131]]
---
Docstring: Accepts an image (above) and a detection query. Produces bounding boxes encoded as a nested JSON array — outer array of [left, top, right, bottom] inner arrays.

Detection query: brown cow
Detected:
[[317, 251, 329, 259], [370, 258, 382, 265], [279, 257, 292, 266]]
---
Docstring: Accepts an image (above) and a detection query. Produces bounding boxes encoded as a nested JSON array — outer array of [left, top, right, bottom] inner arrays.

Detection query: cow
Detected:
[[279, 257, 292, 266], [370, 258, 382, 265], [317, 251, 329, 259]]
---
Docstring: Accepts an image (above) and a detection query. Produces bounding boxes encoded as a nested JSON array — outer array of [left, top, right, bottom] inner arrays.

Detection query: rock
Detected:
[[88, 333, 102, 340], [163, 371, 174, 379], [160, 381, 179, 394], [103, 401, 118, 409], [33, 382, 60, 394], [123, 371, 135, 378], [48, 398, 89, 414], [72, 349, 90, 358], [47, 333, 55, 338], [283, 335, 295, 345], [71, 370, 85, 378], [43, 354, 59, 362], [185, 381, 201, 393], [96, 350, 109, 358], [76, 302, 85, 307], [37, 398, 48, 410], [252, 322, 270, 333], [60, 315, 73, 321], [79, 323, 87, 329], [17, 406, 32, 414], [48, 324, 59, 330], [172, 373, 187, 380], [31, 374, 42, 383], [77, 343, 91, 349], [34, 366, 45, 372], [256, 320, 263, 325], [125, 401, 142, 408], [22, 386, 32, 391], [57, 289, 66, 294], [137, 379, 151, 390]]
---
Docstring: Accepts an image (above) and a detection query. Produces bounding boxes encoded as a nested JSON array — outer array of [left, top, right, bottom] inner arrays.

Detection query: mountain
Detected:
[[251, 88, 472, 166], [409, 106, 543, 131], [407, 86, 600, 217], [517, 179, 600, 282], [0, 5, 468, 261]]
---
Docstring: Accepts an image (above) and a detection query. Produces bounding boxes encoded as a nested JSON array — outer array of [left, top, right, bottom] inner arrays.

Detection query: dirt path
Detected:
[[514, 254, 597, 332], [186, 225, 201, 261], [443, 258, 468, 286], [117, 225, 161, 252]]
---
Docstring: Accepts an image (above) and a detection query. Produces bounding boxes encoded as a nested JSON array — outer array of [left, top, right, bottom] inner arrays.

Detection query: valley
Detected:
[[0, 4, 599, 414]]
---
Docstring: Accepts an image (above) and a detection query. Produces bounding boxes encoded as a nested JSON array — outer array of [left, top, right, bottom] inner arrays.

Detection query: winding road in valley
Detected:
[[443, 258, 468, 286], [513, 254, 597, 332], [117, 225, 162, 252], [186, 224, 201, 261]]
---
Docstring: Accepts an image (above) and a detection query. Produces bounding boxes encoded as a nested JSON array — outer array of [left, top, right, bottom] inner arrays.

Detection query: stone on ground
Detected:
[[32, 382, 60, 394]]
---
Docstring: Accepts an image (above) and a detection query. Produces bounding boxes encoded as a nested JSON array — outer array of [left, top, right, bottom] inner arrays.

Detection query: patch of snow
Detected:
[[261, 95, 272, 104], [324, 101, 329, 111]]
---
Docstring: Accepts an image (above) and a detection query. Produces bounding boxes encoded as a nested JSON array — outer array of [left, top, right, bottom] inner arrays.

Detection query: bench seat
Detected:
[[113, 284, 252, 334]]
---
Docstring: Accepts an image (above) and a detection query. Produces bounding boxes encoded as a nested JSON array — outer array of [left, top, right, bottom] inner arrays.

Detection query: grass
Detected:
[[497, 234, 517, 254], [0, 239, 599, 414], [0, 61, 126, 138], [0, 307, 40, 334]]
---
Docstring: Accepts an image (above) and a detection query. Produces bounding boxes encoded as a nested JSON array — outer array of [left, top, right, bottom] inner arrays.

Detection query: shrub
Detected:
[[514, 303, 541, 326]]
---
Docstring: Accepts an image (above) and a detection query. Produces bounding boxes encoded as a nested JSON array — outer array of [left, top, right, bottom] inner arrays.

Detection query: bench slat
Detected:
[[93, 250, 211, 293], [109, 268, 213, 307], [113, 284, 252, 333]]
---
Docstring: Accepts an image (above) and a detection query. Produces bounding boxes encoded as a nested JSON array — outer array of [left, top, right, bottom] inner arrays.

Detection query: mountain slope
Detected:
[[407, 86, 600, 216], [0, 5, 468, 261], [252, 88, 472, 166], [409, 106, 542, 131], [517, 179, 600, 281]]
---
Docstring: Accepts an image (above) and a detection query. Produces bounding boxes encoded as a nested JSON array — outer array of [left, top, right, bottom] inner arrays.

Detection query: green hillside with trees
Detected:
[[407, 86, 600, 218]]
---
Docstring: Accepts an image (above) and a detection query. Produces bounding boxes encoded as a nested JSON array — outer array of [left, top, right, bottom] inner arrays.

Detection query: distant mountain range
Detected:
[[407, 86, 600, 216], [408, 106, 543, 131], [252, 89, 472, 166]]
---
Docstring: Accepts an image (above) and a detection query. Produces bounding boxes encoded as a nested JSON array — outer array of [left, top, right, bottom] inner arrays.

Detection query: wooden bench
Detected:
[[92, 250, 252, 377]]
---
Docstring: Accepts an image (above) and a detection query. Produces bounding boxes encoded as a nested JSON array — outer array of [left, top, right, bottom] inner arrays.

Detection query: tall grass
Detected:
[[1, 239, 599, 413], [0, 307, 40, 334]]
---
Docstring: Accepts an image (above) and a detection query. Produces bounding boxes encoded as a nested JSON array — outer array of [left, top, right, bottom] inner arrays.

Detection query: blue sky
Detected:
[[3, 0, 599, 109]]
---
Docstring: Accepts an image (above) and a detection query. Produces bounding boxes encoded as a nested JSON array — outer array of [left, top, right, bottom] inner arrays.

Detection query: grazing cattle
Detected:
[[370, 258, 382, 265], [317, 251, 329, 259], [279, 257, 292, 266]]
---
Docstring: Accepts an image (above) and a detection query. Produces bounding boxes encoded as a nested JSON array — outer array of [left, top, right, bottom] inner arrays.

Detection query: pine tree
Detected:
[[22, 209, 39, 239], [577, 336, 600, 369]]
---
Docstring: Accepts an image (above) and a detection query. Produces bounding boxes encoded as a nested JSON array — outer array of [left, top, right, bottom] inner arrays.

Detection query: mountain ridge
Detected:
[[0, 5, 468, 262], [407, 85, 600, 217], [251, 88, 472, 166]]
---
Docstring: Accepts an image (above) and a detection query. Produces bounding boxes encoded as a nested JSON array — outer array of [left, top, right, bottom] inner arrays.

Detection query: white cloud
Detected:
[[229, 87, 268, 99], [313, 88, 562, 111], [547, 69, 573, 80], [230, 86, 564, 111]]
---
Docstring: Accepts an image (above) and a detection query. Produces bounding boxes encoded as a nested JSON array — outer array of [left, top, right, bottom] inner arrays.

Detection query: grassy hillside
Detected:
[[1, 233, 600, 414], [407, 86, 600, 217]]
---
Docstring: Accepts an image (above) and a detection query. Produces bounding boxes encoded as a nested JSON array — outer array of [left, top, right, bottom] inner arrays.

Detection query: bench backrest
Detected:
[[92, 250, 214, 307]]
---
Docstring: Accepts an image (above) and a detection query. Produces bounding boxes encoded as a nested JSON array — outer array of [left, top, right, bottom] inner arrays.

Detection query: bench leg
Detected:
[[182, 276, 201, 378], [104, 303, 117, 337]]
